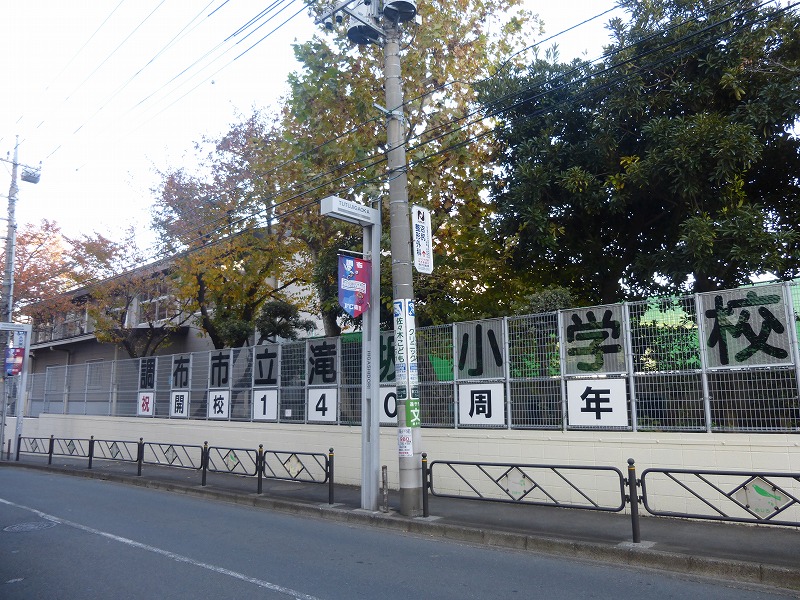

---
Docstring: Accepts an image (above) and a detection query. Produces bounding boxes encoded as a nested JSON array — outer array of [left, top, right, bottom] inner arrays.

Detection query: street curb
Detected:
[[3, 461, 799, 591]]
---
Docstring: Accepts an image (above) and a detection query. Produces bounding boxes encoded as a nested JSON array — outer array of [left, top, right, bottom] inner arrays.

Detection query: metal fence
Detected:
[[420, 455, 800, 542], [20, 280, 800, 433], [15, 435, 334, 500]]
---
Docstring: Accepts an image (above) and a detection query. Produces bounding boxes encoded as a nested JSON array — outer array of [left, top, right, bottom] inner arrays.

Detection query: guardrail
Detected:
[[640, 467, 800, 527], [422, 455, 800, 542], [422, 454, 639, 540], [15, 435, 335, 503]]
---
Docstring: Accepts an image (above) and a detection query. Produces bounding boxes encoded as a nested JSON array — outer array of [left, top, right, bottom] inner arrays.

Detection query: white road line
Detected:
[[0, 497, 322, 600]]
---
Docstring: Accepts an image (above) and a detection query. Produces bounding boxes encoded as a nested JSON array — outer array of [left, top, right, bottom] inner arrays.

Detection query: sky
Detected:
[[0, 1, 622, 250]]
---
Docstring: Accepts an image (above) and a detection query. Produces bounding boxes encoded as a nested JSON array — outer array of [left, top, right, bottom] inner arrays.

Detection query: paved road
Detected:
[[0, 469, 796, 600]]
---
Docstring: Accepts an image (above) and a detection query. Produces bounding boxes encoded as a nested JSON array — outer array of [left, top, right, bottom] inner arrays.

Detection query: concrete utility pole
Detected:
[[0, 137, 40, 459], [2, 137, 20, 326], [383, 21, 422, 517], [317, 0, 423, 516]]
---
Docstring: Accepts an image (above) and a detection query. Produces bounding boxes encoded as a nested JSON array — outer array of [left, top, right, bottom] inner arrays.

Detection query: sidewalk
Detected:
[[2, 455, 799, 592]]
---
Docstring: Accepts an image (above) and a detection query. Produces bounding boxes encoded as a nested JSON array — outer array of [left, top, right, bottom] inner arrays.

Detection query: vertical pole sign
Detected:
[[321, 195, 382, 511], [412, 205, 433, 274], [394, 298, 420, 450]]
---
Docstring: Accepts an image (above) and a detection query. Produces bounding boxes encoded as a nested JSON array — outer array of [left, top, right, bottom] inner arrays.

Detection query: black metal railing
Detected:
[[424, 457, 627, 511], [640, 467, 800, 527], [422, 453, 640, 543], [16, 434, 335, 503], [143, 441, 204, 470], [422, 454, 640, 540]]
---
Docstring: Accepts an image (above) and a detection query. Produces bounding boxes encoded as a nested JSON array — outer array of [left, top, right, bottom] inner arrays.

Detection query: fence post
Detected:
[[627, 458, 641, 543], [15, 434, 21, 461], [257, 444, 264, 495], [382, 465, 389, 513], [137, 438, 144, 476], [48, 435, 54, 465], [422, 453, 429, 518], [328, 448, 335, 505], [201, 441, 208, 487], [88, 436, 95, 469]]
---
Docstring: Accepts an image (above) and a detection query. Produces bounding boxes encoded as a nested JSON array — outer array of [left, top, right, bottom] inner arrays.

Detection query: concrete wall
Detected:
[[11, 415, 800, 514]]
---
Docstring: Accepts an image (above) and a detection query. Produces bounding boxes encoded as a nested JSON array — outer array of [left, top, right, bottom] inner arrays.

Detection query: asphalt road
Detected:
[[0, 469, 796, 600]]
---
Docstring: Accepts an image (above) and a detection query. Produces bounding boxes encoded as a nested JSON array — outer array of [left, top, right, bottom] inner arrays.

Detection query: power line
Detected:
[[22, 1, 794, 294]]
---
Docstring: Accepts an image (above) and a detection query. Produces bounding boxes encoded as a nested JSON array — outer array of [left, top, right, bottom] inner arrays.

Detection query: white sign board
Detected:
[[137, 392, 155, 417], [566, 378, 628, 427], [412, 204, 433, 274], [398, 427, 413, 457], [380, 387, 398, 425], [321, 195, 379, 226], [253, 388, 279, 421], [458, 382, 506, 426], [169, 391, 189, 418], [207, 390, 230, 419], [307, 388, 338, 422]]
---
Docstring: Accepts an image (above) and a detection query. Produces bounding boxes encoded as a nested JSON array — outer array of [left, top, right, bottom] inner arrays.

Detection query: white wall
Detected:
[[14, 416, 800, 508]]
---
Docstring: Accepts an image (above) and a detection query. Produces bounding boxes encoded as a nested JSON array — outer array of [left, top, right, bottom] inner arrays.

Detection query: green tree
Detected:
[[268, 0, 537, 327], [479, 0, 800, 303], [255, 299, 316, 343], [151, 114, 308, 348]]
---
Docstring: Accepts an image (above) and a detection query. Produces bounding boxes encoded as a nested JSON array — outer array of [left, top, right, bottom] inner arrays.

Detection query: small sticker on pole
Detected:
[[398, 427, 414, 457]]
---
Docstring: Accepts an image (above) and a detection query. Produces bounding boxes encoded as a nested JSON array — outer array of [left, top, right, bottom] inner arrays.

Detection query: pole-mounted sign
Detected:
[[411, 204, 433, 274], [321, 195, 382, 512]]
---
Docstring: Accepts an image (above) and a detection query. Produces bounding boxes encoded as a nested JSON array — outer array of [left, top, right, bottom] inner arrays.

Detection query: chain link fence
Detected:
[[18, 281, 800, 433]]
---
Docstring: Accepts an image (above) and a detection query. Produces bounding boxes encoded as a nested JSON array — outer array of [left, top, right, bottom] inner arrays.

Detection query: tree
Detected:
[[11, 220, 76, 322], [151, 114, 308, 348], [68, 228, 195, 358], [479, 0, 800, 303], [255, 299, 316, 343], [268, 0, 538, 327]]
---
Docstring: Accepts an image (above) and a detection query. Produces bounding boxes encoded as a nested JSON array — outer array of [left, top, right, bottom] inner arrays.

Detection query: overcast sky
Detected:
[[0, 1, 621, 249]]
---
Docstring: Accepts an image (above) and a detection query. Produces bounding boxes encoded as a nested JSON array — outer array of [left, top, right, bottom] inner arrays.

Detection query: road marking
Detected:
[[0, 497, 322, 600]]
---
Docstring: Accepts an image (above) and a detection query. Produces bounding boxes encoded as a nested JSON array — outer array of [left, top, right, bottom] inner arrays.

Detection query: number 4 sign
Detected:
[[307, 388, 338, 423]]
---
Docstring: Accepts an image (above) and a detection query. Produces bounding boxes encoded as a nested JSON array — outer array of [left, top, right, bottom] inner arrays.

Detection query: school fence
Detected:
[[18, 281, 800, 433]]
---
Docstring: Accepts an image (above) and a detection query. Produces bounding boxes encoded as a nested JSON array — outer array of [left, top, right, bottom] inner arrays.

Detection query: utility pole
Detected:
[[0, 137, 40, 459], [317, 0, 423, 516], [2, 137, 20, 326], [383, 20, 422, 517]]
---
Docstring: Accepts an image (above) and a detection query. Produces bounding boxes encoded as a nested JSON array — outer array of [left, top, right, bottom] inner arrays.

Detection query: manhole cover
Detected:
[[4, 521, 57, 532]]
